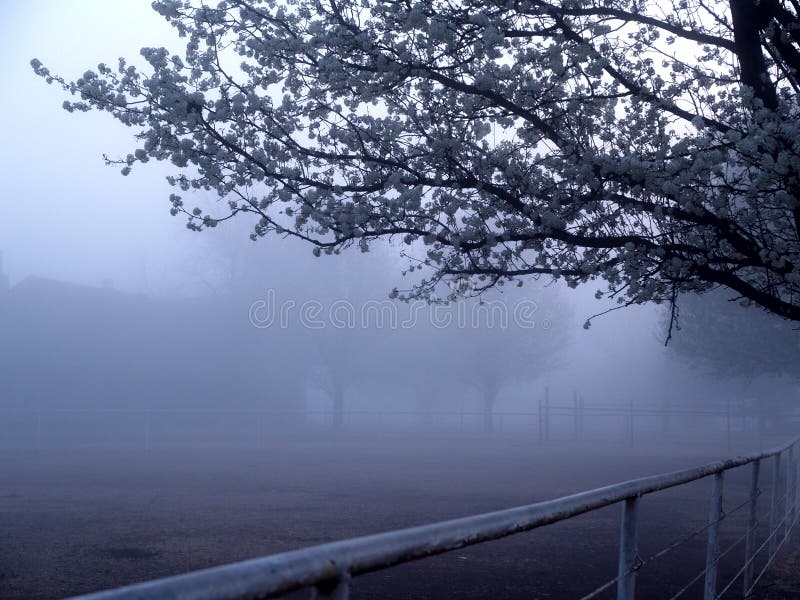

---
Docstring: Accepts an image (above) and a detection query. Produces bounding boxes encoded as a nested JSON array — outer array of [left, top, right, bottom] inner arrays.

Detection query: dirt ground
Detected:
[[0, 432, 797, 599]]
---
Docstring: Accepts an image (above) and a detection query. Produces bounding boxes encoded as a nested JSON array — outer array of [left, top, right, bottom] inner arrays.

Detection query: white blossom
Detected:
[[32, 0, 800, 321]]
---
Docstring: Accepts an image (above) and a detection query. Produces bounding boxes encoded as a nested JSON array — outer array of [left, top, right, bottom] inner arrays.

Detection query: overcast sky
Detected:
[[1, 1, 189, 290]]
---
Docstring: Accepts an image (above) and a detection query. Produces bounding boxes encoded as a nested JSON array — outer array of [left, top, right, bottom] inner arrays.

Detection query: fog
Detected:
[[1, 3, 799, 599], [2, 0, 798, 449]]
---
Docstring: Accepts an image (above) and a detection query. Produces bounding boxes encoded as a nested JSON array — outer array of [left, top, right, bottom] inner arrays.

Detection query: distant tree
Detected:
[[666, 290, 799, 422], [669, 292, 799, 379], [418, 284, 570, 432], [34, 0, 800, 321], [307, 317, 378, 428], [299, 244, 405, 426], [300, 255, 572, 431]]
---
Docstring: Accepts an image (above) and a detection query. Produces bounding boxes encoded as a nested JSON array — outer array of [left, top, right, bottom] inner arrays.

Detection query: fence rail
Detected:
[[2, 404, 798, 451], [67, 433, 800, 600]]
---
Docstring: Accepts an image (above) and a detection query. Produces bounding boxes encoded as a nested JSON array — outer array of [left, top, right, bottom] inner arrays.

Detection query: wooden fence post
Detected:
[[544, 387, 550, 442], [628, 399, 634, 447], [573, 391, 579, 439]]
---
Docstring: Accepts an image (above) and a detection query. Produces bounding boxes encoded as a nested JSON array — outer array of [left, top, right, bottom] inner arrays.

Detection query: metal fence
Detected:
[[2, 404, 796, 450], [66, 433, 800, 600]]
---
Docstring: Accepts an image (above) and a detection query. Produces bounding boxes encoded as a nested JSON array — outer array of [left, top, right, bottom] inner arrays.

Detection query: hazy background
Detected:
[[0, 0, 797, 436], [1, 4, 800, 599]]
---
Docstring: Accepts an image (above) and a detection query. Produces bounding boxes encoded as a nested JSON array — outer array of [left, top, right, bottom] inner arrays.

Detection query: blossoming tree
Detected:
[[32, 0, 800, 322]]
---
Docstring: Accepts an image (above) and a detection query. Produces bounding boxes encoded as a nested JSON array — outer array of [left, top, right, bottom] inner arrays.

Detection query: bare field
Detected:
[[0, 434, 797, 599]]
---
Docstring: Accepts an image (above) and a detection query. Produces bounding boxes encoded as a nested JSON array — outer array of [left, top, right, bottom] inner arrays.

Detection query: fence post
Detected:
[[703, 471, 724, 600], [769, 452, 782, 558], [573, 391, 579, 439], [743, 459, 760, 595], [312, 573, 350, 599], [544, 387, 550, 442], [796, 444, 800, 525], [786, 444, 795, 540], [628, 399, 634, 447], [537, 396, 543, 444], [726, 398, 732, 453], [616, 496, 640, 600]]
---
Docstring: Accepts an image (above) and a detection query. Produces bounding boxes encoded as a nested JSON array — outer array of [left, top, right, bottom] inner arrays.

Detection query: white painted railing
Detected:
[[66, 434, 800, 600]]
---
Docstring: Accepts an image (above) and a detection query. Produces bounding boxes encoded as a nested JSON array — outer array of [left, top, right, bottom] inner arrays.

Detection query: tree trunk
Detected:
[[730, 0, 778, 109]]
